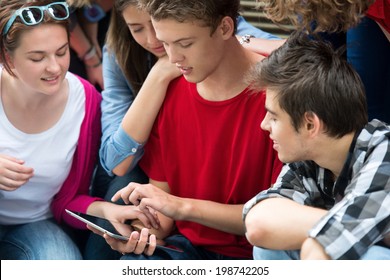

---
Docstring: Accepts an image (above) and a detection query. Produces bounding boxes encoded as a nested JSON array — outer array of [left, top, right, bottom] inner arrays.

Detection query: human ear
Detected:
[[303, 112, 321, 137], [219, 16, 234, 38]]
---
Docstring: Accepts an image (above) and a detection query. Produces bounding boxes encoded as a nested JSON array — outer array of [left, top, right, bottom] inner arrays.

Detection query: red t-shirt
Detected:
[[366, 0, 390, 33], [140, 77, 282, 258]]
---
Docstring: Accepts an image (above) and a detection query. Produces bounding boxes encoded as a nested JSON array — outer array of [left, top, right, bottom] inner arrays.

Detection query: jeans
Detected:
[[253, 245, 390, 260], [121, 234, 250, 260], [84, 164, 148, 260], [0, 218, 82, 260]]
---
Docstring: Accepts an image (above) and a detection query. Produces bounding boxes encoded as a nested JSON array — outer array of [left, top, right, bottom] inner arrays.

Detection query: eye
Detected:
[[57, 50, 67, 57], [129, 25, 144, 33], [180, 42, 192, 48], [29, 56, 44, 62]]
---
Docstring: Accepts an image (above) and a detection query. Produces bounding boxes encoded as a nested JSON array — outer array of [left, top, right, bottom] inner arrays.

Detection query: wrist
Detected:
[[80, 46, 102, 68], [239, 34, 255, 45], [85, 60, 102, 68], [79, 45, 97, 62]]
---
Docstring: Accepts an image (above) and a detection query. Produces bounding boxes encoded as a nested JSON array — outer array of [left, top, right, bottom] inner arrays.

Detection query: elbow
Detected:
[[112, 157, 135, 176], [112, 166, 127, 177], [244, 206, 272, 247]]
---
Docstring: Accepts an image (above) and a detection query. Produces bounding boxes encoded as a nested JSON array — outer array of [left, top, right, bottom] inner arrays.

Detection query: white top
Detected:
[[0, 70, 85, 225]]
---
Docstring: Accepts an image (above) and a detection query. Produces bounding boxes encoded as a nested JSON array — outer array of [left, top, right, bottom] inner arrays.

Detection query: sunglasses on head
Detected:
[[2, 2, 70, 36]]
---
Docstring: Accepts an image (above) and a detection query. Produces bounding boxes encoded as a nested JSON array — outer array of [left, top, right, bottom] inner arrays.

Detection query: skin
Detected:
[[0, 24, 69, 191], [245, 89, 356, 259], [153, 17, 263, 100], [0, 22, 158, 256], [122, 5, 166, 58], [112, 15, 265, 243], [111, 5, 180, 176], [96, 4, 181, 255]]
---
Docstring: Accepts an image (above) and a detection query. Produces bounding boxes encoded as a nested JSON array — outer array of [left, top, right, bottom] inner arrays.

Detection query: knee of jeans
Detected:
[[361, 245, 390, 260], [253, 246, 297, 260], [0, 240, 31, 260]]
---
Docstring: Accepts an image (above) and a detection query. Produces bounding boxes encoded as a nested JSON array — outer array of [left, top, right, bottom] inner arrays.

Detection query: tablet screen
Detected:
[[66, 209, 132, 240]]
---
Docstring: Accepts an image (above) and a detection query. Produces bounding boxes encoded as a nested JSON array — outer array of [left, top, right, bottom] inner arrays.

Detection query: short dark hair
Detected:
[[248, 31, 368, 138], [138, 0, 240, 34]]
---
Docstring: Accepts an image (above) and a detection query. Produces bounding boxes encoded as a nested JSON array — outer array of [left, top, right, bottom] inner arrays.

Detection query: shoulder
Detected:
[[357, 119, 390, 149], [67, 72, 101, 99]]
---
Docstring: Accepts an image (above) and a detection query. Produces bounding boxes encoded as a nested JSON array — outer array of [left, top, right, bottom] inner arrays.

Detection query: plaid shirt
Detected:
[[243, 119, 390, 259]]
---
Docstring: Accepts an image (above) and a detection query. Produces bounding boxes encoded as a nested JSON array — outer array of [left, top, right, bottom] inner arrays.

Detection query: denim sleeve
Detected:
[[236, 15, 280, 39], [99, 46, 144, 175], [99, 126, 144, 176]]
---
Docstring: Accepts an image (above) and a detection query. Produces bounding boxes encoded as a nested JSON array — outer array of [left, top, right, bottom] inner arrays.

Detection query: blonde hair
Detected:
[[258, 0, 375, 32]]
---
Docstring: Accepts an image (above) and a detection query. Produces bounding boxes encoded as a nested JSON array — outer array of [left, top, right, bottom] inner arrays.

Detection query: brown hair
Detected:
[[0, 0, 70, 76], [257, 0, 375, 33], [247, 31, 368, 137], [138, 0, 240, 34], [105, 0, 156, 95]]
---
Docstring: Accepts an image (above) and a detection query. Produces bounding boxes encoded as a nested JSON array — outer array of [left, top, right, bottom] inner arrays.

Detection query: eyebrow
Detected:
[[26, 42, 69, 54], [170, 36, 194, 44], [265, 105, 277, 116]]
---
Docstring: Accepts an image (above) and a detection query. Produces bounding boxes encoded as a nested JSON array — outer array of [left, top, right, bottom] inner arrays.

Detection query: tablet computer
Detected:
[[65, 209, 183, 253]]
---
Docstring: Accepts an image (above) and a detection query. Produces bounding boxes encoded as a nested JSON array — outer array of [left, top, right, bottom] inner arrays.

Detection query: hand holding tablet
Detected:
[[65, 209, 183, 253]]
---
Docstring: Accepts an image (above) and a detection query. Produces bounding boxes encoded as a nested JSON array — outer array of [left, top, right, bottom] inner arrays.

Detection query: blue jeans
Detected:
[[84, 164, 148, 260], [253, 245, 390, 260], [0, 218, 82, 260], [121, 234, 250, 260]]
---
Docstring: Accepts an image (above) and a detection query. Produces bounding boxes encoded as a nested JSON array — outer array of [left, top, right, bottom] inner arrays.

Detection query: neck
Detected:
[[314, 132, 356, 177], [2, 70, 58, 110], [197, 38, 264, 101]]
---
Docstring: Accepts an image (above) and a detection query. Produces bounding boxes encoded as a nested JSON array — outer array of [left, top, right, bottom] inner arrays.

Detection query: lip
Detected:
[[151, 45, 166, 54], [177, 65, 192, 75], [271, 139, 279, 150], [42, 75, 60, 84]]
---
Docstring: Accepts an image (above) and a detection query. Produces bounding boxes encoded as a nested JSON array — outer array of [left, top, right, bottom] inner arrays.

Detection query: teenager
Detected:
[[243, 32, 390, 260], [0, 0, 156, 259], [109, 0, 282, 260]]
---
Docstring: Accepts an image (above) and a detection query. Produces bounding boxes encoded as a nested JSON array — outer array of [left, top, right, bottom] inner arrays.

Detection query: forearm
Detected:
[[113, 72, 170, 175], [245, 198, 327, 250], [300, 238, 330, 260], [179, 198, 246, 235], [239, 36, 286, 56], [69, 22, 101, 67], [121, 71, 170, 143], [69, 22, 92, 60]]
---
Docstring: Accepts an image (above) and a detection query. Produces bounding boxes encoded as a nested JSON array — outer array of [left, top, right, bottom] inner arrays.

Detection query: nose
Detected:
[[165, 45, 184, 64], [46, 56, 61, 73], [261, 113, 270, 131], [147, 28, 160, 46]]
